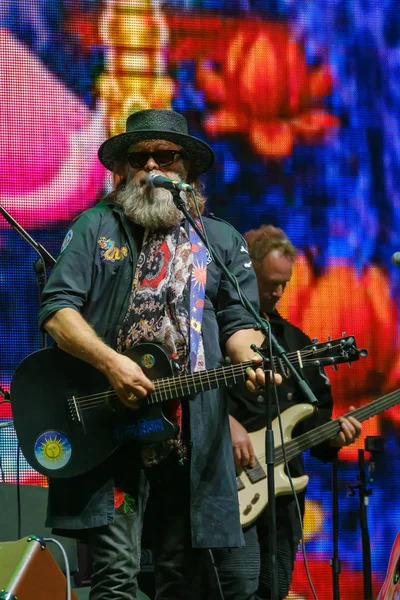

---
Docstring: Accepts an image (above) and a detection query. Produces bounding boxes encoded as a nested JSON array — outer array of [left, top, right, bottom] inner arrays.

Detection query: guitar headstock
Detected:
[[301, 335, 368, 369]]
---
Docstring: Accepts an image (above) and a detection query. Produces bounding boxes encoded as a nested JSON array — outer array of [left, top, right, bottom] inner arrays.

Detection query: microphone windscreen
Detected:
[[391, 252, 400, 266]]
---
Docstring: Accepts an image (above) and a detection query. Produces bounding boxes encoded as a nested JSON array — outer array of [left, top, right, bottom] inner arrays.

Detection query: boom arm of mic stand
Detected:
[[0, 203, 56, 267], [0, 203, 56, 349], [172, 192, 318, 404]]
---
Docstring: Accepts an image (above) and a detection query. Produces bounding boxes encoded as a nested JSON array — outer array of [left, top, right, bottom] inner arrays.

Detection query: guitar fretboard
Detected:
[[144, 337, 358, 405], [274, 388, 400, 466], [147, 361, 252, 404]]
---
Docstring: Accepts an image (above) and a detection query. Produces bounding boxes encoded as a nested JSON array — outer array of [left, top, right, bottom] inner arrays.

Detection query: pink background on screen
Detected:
[[0, 28, 106, 229]]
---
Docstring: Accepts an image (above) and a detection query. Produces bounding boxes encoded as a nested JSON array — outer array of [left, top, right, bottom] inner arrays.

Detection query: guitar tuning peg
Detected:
[[342, 331, 346, 337], [348, 362, 353, 368], [327, 335, 331, 341], [311, 338, 318, 344], [333, 364, 339, 371]]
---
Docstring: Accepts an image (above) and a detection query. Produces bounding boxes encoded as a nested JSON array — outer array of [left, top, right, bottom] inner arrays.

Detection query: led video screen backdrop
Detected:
[[1, 1, 400, 598]]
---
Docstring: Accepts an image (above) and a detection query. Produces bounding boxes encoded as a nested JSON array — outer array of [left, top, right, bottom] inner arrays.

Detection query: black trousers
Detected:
[[88, 458, 208, 600], [210, 511, 298, 600], [145, 457, 207, 600], [87, 470, 148, 600]]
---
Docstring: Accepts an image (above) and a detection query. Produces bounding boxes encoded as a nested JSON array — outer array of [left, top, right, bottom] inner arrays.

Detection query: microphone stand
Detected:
[[356, 448, 373, 600], [330, 455, 341, 600], [0, 204, 56, 348], [347, 436, 384, 600], [172, 191, 319, 600], [0, 204, 57, 537]]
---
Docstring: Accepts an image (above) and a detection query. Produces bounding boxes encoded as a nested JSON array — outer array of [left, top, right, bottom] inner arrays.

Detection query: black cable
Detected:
[[208, 549, 225, 600], [188, 191, 317, 598], [267, 330, 319, 600], [43, 537, 72, 600]]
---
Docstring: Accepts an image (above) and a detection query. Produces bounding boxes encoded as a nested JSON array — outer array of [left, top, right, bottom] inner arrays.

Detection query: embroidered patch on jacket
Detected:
[[60, 229, 73, 253], [97, 237, 128, 262]]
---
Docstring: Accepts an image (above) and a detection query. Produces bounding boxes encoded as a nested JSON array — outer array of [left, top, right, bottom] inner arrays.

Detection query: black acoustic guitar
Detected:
[[10, 337, 362, 478]]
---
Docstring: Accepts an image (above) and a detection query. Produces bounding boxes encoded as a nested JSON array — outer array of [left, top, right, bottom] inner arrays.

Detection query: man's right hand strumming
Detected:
[[44, 307, 154, 408], [103, 352, 155, 408]]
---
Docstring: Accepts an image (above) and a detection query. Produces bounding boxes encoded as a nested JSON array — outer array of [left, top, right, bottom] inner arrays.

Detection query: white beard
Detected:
[[114, 177, 184, 230]]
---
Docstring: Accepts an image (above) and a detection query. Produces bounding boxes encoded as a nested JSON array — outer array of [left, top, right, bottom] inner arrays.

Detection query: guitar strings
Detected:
[[72, 342, 350, 410], [73, 344, 349, 409], [250, 387, 400, 470], [74, 355, 331, 410]]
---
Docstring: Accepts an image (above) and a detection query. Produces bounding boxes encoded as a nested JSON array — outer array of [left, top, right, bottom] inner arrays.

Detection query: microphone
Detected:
[[392, 252, 400, 266], [146, 172, 193, 192]]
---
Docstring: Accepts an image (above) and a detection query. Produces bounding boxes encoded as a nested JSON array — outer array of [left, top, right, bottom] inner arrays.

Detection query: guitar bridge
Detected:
[[244, 458, 267, 484], [66, 396, 82, 425]]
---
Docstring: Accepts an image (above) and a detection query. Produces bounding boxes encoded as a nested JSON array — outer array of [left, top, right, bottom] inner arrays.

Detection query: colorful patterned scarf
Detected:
[[117, 222, 207, 466]]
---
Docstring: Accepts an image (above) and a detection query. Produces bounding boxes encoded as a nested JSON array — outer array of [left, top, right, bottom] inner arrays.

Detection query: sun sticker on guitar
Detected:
[[34, 431, 72, 470]]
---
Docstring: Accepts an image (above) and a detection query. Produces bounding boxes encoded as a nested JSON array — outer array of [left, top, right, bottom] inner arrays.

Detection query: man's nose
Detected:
[[144, 156, 159, 170]]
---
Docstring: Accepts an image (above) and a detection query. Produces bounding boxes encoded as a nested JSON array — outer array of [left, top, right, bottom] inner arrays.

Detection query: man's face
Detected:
[[114, 139, 191, 230], [126, 139, 190, 185], [255, 249, 293, 314]]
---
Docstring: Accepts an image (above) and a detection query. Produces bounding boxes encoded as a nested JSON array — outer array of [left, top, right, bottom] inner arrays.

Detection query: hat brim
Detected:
[[98, 129, 215, 175]]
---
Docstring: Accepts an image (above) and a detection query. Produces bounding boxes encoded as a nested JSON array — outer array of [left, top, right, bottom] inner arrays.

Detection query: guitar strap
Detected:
[[188, 220, 207, 372]]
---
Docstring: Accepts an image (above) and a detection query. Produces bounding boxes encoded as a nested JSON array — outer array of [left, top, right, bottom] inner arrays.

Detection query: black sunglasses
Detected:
[[126, 149, 184, 169]]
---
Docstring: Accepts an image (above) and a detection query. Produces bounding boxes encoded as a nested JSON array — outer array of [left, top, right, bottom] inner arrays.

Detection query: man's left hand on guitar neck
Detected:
[[328, 406, 362, 447], [225, 329, 282, 393]]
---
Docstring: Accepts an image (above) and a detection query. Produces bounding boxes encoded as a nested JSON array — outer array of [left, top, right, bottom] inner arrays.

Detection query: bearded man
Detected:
[[38, 109, 270, 600]]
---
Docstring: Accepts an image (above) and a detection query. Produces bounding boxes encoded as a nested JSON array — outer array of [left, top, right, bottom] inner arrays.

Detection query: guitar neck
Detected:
[[276, 388, 400, 465], [148, 360, 254, 404], [145, 336, 360, 405], [147, 351, 322, 404]]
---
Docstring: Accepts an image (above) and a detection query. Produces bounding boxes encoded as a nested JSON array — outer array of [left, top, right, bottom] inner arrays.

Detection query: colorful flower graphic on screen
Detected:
[[168, 17, 340, 158], [279, 260, 400, 458]]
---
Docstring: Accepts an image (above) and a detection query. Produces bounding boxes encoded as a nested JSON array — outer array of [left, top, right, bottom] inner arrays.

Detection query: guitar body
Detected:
[[377, 532, 400, 600], [10, 344, 177, 479], [237, 404, 313, 527]]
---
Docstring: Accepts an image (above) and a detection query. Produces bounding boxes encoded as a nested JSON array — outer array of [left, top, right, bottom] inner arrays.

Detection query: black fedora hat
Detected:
[[98, 109, 215, 175]]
